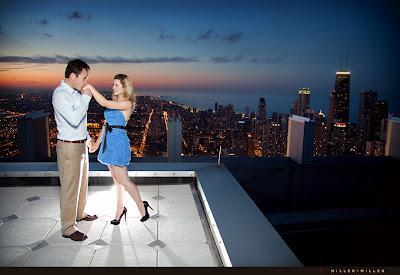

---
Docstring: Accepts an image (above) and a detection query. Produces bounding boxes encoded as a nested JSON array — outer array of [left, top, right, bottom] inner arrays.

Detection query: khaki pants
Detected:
[[56, 140, 88, 236]]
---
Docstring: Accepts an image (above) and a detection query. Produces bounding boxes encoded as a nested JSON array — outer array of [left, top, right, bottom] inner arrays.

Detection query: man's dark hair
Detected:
[[65, 59, 90, 78]]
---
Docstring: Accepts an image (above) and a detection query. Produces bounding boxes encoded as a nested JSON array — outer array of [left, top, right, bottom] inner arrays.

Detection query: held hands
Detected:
[[82, 84, 95, 97], [87, 140, 100, 153], [81, 85, 92, 97]]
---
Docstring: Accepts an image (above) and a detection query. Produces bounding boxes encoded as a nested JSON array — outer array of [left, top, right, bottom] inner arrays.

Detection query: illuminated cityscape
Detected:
[[0, 70, 397, 161]]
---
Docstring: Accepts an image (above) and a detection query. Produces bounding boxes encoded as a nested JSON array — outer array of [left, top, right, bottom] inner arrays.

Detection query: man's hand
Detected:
[[87, 140, 95, 153]]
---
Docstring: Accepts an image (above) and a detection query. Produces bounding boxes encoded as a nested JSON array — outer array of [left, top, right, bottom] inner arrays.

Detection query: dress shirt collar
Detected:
[[60, 80, 79, 95]]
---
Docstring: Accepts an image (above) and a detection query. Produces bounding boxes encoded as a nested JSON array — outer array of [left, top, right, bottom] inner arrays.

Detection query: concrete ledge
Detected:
[[196, 164, 302, 267]]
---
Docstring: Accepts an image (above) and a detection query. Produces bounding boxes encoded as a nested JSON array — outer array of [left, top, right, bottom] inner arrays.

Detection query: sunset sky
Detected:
[[0, 0, 398, 114]]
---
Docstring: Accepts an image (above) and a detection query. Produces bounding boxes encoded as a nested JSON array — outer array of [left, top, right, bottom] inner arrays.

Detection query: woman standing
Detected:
[[83, 74, 152, 224]]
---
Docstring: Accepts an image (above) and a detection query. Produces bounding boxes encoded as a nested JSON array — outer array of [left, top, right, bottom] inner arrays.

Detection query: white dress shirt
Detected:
[[52, 80, 92, 141]]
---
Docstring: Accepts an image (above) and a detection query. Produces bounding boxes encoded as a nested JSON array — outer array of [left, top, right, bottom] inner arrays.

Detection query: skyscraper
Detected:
[[17, 111, 50, 161], [286, 115, 315, 164], [298, 88, 311, 116], [358, 91, 388, 155], [258, 97, 266, 121], [314, 111, 328, 156], [268, 112, 288, 157], [359, 90, 377, 123], [290, 99, 300, 116], [372, 100, 388, 141], [385, 117, 400, 160], [167, 115, 182, 162], [328, 71, 351, 123], [225, 104, 235, 130], [359, 91, 378, 151], [327, 122, 359, 156], [327, 70, 351, 156], [257, 98, 267, 155]]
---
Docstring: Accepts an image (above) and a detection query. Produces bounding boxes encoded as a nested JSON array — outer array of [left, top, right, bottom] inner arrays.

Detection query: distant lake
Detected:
[[137, 89, 363, 122]]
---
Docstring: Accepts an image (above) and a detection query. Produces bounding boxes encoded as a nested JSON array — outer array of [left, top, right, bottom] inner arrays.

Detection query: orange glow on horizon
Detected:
[[0, 62, 240, 91]]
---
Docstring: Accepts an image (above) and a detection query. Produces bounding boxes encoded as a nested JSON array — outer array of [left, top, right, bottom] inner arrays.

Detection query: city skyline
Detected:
[[0, 84, 394, 160], [0, 0, 399, 116]]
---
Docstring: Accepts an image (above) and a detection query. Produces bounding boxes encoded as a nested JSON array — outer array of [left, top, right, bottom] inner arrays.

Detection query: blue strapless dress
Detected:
[[97, 109, 131, 166]]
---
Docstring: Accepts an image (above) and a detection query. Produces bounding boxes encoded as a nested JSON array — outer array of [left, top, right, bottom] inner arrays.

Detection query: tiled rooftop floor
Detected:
[[0, 184, 222, 267]]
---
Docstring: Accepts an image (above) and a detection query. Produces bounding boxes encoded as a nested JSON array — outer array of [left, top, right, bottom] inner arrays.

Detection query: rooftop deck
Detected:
[[0, 162, 302, 267], [0, 184, 221, 267]]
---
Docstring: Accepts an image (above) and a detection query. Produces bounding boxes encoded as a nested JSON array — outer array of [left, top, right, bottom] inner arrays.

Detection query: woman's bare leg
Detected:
[[111, 165, 145, 217], [108, 165, 126, 219]]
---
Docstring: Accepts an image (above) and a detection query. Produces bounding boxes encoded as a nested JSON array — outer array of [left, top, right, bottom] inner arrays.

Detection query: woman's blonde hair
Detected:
[[114, 74, 135, 107]]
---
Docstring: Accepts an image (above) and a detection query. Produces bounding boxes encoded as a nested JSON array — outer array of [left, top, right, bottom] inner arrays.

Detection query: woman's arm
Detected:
[[83, 84, 132, 111]]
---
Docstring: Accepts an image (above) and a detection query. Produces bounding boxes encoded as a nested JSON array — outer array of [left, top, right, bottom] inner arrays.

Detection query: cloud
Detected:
[[0, 64, 48, 72], [38, 19, 48, 26], [185, 35, 198, 44], [197, 29, 215, 40], [44, 33, 53, 38], [248, 57, 284, 63], [223, 32, 243, 43], [210, 57, 231, 63], [0, 55, 282, 65], [67, 11, 91, 21], [187, 30, 242, 44], [0, 55, 200, 64], [209, 56, 244, 63], [155, 25, 175, 40]]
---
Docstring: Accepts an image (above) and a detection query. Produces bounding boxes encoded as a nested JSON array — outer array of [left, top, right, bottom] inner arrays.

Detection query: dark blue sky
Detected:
[[0, 0, 399, 118]]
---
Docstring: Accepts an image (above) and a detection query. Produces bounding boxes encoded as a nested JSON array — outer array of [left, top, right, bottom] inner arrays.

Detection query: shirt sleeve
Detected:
[[53, 90, 91, 127]]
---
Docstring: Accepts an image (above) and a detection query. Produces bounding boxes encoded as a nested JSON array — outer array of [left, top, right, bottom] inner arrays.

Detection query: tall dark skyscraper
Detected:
[[358, 91, 388, 155], [372, 100, 388, 141], [327, 70, 351, 156], [258, 98, 266, 121], [314, 111, 328, 156], [359, 90, 378, 123], [328, 71, 351, 123], [327, 122, 348, 156], [359, 90, 378, 153], [17, 111, 50, 161], [298, 88, 311, 116], [291, 88, 311, 117], [257, 98, 267, 155], [225, 104, 235, 130], [268, 112, 288, 157]]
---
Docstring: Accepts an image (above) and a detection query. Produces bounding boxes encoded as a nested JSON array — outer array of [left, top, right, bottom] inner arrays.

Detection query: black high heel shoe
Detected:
[[111, 207, 127, 225], [140, 201, 153, 222]]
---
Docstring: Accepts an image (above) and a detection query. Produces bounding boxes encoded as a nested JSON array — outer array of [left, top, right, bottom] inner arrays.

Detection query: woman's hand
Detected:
[[83, 84, 95, 93], [88, 140, 100, 153]]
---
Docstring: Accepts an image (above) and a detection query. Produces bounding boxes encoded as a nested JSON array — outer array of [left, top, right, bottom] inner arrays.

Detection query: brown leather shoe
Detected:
[[77, 214, 98, 222], [62, 231, 88, 241]]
